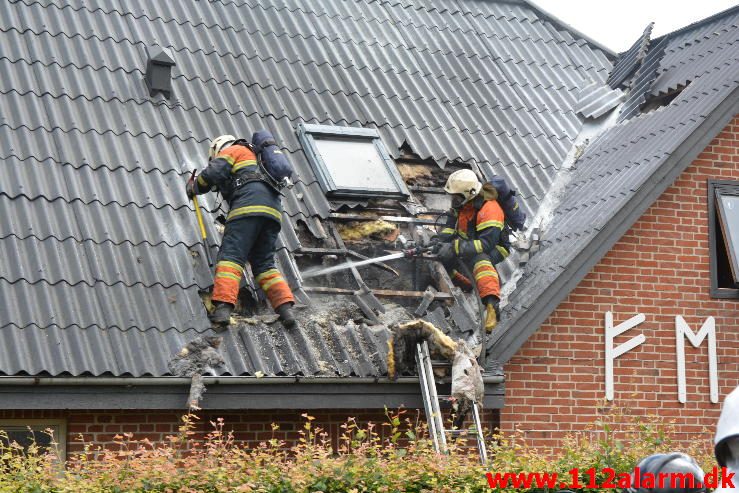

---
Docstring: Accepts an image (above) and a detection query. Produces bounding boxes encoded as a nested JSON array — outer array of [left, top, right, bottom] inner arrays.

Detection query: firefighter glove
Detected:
[[186, 178, 196, 200], [436, 243, 455, 264]]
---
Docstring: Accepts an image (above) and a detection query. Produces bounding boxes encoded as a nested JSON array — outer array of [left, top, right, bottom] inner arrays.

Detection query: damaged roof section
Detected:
[[0, 0, 615, 378], [575, 82, 626, 119], [607, 22, 655, 89]]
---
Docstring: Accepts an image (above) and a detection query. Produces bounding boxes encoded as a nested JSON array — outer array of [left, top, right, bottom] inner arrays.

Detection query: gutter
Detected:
[[0, 376, 504, 386]]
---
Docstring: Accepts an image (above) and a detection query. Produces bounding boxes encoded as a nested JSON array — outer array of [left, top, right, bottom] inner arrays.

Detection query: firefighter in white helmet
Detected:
[[432, 169, 508, 332], [186, 134, 296, 329], [714, 385, 739, 493]]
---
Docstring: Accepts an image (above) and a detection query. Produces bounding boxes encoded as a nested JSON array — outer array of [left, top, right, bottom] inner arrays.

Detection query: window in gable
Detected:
[[297, 124, 409, 199], [709, 180, 739, 298]]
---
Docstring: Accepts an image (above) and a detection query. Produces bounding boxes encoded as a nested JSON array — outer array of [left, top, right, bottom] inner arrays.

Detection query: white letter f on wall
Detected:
[[605, 312, 646, 401]]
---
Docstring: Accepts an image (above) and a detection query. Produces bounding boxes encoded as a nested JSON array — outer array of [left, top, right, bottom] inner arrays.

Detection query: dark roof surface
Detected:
[[489, 6, 739, 362], [0, 0, 612, 377]]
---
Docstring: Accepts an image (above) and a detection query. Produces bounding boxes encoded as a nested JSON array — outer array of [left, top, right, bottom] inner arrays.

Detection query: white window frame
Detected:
[[0, 419, 67, 461], [297, 124, 409, 199]]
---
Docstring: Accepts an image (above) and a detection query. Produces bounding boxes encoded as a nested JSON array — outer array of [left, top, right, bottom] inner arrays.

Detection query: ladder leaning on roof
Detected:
[[415, 341, 488, 464]]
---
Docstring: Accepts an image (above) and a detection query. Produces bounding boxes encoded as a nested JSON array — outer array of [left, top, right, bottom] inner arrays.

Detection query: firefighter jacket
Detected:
[[193, 143, 282, 224], [438, 197, 509, 261]]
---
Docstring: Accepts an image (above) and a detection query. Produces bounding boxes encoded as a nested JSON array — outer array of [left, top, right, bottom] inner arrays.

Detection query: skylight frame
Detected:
[[297, 124, 409, 199]]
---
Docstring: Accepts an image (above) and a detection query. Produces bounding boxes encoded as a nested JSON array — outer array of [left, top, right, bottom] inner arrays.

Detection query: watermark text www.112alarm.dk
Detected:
[[486, 466, 735, 489]]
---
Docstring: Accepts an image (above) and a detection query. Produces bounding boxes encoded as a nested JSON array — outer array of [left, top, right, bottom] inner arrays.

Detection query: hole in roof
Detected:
[[640, 81, 691, 114]]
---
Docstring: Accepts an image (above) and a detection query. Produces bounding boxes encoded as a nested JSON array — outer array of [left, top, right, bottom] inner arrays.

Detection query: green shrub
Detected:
[[0, 407, 714, 492]]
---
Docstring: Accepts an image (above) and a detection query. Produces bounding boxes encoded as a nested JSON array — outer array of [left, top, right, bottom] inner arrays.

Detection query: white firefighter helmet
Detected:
[[444, 169, 482, 203], [715, 385, 739, 468], [208, 134, 236, 159], [626, 453, 706, 493]]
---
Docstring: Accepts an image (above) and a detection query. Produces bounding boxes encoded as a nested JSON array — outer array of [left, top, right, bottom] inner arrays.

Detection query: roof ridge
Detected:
[[652, 4, 739, 44]]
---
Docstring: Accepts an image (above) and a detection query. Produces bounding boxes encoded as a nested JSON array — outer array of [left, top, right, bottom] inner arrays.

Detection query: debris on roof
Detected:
[[618, 37, 669, 122], [575, 82, 626, 119], [387, 319, 458, 380], [607, 22, 655, 88], [168, 336, 225, 409], [451, 340, 485, 428]]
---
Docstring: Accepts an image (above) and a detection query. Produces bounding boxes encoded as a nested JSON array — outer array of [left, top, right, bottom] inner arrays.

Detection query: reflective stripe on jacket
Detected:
[[194, 144, 282, 224]]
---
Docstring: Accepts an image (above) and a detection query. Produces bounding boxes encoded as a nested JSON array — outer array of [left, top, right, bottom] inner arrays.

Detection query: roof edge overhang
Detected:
[[0, 377, 505, 410], [491, 86, 739, 363]]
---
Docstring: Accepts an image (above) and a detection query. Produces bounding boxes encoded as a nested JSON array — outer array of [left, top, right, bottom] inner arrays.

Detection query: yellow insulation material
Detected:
[[338, 220, 398, 241], [387, 319, 459, 379]]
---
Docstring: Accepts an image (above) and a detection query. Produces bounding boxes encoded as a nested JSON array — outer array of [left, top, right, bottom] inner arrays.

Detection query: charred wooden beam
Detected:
[[328, 225, 384, 323], [409, 186, 446, 194], [428, 260, 455, 295]]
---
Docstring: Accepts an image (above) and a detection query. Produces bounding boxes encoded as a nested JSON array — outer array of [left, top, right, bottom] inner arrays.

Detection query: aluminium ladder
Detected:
[[415, 341, 488, 464]]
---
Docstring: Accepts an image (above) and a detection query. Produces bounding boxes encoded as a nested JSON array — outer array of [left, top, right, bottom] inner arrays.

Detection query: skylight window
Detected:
[[709, 180, 739, 298], [298, 124, 409, 199]]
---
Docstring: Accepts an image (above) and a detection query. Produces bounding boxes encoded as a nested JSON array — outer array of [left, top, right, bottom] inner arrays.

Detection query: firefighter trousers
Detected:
[[211, 216, 295, 310], [444, 250, 504, 301]]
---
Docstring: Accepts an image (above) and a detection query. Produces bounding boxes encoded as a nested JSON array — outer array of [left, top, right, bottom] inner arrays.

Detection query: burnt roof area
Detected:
[[1, 0, 738, 398]]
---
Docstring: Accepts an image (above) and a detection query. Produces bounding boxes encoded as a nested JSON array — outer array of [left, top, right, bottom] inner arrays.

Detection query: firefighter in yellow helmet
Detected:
[[186, 135, 296, 330], [433, 169, 507, 332]]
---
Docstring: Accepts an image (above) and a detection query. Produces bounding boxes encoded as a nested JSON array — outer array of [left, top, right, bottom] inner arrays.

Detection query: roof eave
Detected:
[[0, 377, 506, 410]]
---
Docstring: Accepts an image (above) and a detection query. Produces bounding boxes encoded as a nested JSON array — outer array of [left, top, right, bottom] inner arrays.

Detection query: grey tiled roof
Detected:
[[489, 7, 739, 362], [0, 0, 612, 377]]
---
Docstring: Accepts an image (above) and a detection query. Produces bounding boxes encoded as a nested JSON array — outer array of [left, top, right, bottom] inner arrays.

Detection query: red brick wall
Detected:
[[0, 408, 499, 457], [502, 116, 739, 448]]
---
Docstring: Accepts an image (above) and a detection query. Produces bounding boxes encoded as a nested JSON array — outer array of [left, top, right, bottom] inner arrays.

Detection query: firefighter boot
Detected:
[[483, 297, 500, 333], [209, 302, 234, 329], [276, 302, 296, 329]]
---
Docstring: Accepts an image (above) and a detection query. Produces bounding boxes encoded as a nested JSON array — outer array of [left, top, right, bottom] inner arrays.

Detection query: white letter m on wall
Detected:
[[676, 316, 718, 404]]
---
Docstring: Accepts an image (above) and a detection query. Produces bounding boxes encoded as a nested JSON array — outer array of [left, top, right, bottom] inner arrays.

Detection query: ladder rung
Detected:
[[430, 360, 451, 367], [447, 428, 479, 435]]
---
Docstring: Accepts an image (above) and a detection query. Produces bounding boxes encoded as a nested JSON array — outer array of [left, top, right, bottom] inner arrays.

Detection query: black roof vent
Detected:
[[145, 45, 175, 99]]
